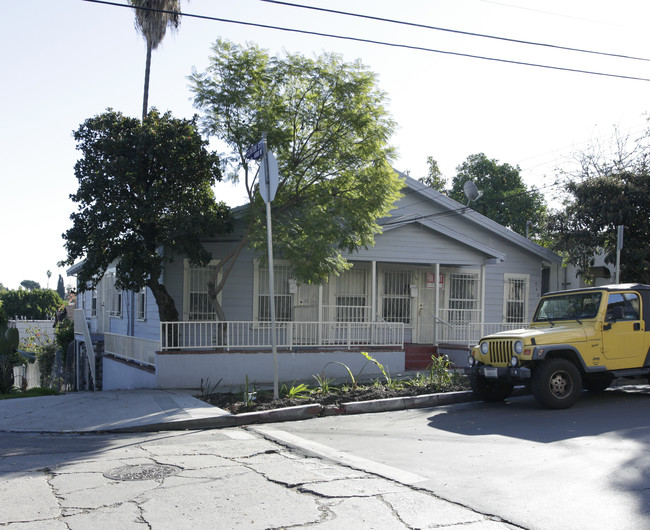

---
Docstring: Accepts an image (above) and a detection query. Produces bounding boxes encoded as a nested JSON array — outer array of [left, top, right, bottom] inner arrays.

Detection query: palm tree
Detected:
[[129, 0, 182, 120]]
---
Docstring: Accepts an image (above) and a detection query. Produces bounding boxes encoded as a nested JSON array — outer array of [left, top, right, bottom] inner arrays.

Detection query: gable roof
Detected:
[[385, 175, 561, 264]]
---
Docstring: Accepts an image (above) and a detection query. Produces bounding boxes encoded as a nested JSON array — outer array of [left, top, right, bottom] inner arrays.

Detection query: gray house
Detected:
[[70, 175, 561, 390]]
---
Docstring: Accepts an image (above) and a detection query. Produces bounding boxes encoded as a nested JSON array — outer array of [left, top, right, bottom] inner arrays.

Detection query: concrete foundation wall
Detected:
[[103, 356, 157, 390], [156, 350, 405, 390]]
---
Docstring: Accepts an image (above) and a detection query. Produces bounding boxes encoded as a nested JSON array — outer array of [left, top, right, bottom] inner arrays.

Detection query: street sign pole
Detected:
[[262, 133, 279, 399]]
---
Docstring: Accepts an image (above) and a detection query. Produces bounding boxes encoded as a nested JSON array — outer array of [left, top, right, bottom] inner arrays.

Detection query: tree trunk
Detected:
[[148, 281, 179, 322], [142, 41, 152, 121]]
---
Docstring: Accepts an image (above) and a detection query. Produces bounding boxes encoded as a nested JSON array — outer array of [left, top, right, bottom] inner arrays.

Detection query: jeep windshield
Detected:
[[533, 292, 602, 323]]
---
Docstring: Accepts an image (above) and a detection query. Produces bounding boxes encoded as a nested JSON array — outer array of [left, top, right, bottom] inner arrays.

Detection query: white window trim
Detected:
[[136, 288, 146, 321], [503, 273, 530, 324], [182, 259, 222, 321]]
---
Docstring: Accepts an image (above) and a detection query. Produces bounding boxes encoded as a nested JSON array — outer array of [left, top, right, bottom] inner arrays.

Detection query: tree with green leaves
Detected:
[[20, 280, 40, 291], [0, 289, 63, 320], [130, 0, 182, 119], [60, 109, 232, 322], [449, 153, 547, 238], [547, 129, 650, 283], [190, 40, 403, 320], [419, 156, 447, 193], [56, 275, 65, 300]]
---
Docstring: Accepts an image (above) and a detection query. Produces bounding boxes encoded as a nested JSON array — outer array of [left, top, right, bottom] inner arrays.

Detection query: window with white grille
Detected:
[[336, 267, 368, 322], [504, 274, 529, 323], [257, 263, 293, 322], [448, 273, 479, 323], [185, 261, 219, 320], [382, 270, 413, 324]]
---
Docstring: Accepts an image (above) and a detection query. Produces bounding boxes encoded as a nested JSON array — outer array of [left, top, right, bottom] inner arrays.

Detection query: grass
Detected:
[[0, 388, 59, 400]]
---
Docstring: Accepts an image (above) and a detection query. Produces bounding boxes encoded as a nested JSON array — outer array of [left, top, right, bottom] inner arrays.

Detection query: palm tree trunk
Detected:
[[142, 41, 152, 121]]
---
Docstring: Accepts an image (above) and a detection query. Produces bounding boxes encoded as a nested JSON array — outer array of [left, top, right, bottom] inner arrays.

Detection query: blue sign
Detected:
[[245, 140, 264, 160]]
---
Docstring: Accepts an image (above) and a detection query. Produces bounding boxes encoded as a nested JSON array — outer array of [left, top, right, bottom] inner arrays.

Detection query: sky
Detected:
[[2, 0, 650, 291]]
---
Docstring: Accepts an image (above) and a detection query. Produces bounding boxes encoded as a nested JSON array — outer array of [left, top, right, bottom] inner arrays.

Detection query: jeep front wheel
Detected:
[[470, 372, 514, 402], [531, 358, 582, 409]]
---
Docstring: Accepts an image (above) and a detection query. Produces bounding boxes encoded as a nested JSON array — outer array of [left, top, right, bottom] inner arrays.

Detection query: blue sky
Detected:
[[2, 0, 650, 290]]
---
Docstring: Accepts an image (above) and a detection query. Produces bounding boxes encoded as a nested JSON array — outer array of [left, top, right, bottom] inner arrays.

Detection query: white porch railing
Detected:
[[104, 333, 159, 367], [439, 321, 528, 346], [74, 309, 96, 388], [160, 320, 404, 351]]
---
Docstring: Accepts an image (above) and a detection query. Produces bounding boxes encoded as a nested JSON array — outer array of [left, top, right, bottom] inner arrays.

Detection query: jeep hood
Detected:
[[483, 325, 588, 344]]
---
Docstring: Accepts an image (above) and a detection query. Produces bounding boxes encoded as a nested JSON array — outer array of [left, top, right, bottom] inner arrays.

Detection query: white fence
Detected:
[[160, 320, 405, 351], [104, 333, 159, 367], [439, 321, 528, 346]]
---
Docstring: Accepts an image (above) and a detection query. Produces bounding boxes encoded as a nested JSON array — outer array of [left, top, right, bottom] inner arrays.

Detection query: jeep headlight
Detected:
[[480, 341, 489, 355], [513, 340, 524, 355]]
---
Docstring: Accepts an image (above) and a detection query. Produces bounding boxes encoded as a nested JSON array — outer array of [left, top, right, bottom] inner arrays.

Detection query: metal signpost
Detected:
[[247, 133, 280, 398]]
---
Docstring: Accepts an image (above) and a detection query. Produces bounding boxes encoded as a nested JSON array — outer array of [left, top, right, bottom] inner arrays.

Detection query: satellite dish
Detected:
[[463, 180, 483, 206]]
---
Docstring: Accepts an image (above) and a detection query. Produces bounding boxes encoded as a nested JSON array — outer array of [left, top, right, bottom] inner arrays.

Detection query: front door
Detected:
[[601, 291, 645, 361], [416, 270, 440, 343]]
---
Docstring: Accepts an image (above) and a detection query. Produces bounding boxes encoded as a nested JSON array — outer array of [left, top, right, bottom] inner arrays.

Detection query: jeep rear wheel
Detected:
[[470, 372, 514, 402], [531, 358, 582, 409]]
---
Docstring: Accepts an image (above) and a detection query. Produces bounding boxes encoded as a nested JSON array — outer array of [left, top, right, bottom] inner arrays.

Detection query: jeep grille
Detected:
[[485, 340, 513, 365]]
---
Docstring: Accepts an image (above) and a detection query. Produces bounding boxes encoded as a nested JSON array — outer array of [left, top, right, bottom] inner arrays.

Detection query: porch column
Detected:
[[371, 261, 377, 321], [480, 263, 486, 337], [434, 263, 439, 345], [318, 283, 323, 345]]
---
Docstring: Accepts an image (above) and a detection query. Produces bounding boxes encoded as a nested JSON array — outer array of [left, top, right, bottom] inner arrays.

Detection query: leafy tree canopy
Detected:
[[418, 156, 447, 193], [0, 289, 63, 320], [189, 40, 403, 317], [20, 280, 40, 291], [56, 275, 66, 300], [60, 109, 233, 321], [547, 130, 650, 283], [448, 153, 547, 238]]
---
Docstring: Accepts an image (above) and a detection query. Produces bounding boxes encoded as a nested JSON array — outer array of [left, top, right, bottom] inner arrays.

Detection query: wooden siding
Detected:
[[347, 223, 491, 265]]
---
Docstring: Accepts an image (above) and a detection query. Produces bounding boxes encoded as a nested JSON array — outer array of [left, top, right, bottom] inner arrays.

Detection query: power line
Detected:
[[81, 0, 650, 83], [261, 0, 650, 63]]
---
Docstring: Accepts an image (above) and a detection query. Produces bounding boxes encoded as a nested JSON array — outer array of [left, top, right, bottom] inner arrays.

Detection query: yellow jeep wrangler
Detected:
[[465, 283, 650, 409]]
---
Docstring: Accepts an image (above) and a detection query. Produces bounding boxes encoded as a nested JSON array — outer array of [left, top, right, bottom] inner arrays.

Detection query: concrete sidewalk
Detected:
[[0, 389, 234, 433], [0, 388, 482, 433]]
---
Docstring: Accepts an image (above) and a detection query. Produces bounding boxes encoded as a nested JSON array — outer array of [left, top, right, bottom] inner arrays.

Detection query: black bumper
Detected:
[[465, 365, 532, 380]]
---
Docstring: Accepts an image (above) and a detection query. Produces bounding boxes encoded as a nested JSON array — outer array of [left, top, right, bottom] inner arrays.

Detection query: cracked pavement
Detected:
[[0, 428, 518, 529]]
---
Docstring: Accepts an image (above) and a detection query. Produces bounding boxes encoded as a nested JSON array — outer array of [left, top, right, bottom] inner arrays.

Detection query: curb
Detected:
[[108, 390, 479, 433]]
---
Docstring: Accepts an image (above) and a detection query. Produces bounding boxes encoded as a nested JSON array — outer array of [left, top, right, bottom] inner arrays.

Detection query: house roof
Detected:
[[386, 175, 561, 264]]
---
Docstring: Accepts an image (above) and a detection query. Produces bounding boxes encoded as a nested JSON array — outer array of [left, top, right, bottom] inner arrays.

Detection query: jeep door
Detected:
[[601, 292, 645, 361]]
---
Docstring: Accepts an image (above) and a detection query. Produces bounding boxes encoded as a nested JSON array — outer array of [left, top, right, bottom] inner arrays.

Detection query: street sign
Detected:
[[245, 140, 264, 160], [259, 151, 279, 203]]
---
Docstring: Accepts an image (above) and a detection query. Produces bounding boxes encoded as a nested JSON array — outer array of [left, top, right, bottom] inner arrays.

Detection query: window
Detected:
[[449, 273, 479, 323], [336, 268, 368, 322], [382, 270, 413, 324], [257, 263, 293, 322], [606, 292, 640, 321], [504, 274, 529, 323], [106, 273, 122, 317], [184, 261, 220, 320], [91, 289, 97, 317], [136, 289, 146, 321]]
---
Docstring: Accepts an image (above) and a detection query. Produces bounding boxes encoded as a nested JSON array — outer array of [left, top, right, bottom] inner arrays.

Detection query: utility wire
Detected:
[[81, 0, 650, 83], [261, 0, 650, 63]]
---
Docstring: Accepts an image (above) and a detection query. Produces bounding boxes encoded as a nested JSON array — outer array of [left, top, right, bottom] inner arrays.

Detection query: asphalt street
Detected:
[[1, 427, 518, 529]]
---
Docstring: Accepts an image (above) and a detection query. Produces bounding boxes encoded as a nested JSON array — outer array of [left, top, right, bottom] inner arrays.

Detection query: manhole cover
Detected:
[[104, 464, 181, 481]]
